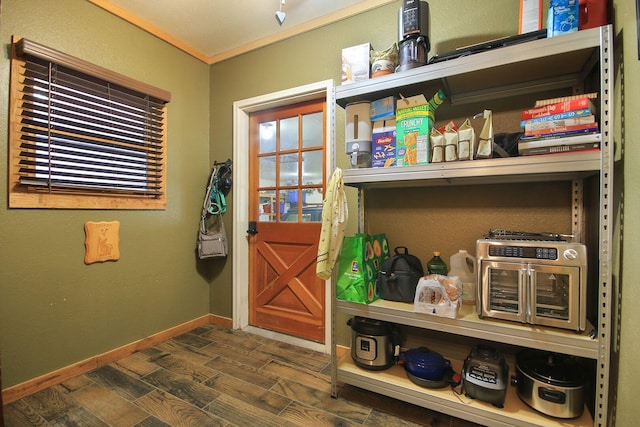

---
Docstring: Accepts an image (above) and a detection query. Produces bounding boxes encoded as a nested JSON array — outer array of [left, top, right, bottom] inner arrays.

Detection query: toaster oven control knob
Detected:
[[563, 248, 579, 260]]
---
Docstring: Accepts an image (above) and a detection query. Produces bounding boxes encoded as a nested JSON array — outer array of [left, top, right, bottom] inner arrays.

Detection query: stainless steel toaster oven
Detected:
[[476, 239, 587, 332]]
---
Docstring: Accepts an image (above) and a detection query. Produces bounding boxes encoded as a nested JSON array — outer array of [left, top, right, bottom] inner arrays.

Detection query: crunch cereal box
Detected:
[[395, 90, 446, 166], [395, 95, 433, 166]]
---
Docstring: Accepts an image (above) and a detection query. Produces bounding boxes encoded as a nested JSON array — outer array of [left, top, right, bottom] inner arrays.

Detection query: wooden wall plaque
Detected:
[[84, 221, 120, 264]]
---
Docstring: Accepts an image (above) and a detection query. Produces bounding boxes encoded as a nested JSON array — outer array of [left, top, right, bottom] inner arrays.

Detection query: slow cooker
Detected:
[[513, 349, 586, 419], [348, 316, 400, 370], [462, 345, 509, 408]]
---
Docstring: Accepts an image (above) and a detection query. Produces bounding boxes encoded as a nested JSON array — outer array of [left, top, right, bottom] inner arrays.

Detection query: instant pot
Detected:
[[462, 345, 509, 408], [513, 349, 587, 419], [348, 316, 400, 370]]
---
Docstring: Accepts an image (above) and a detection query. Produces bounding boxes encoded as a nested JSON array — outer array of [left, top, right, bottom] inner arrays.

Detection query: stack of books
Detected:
[[518, 93, 601, 156]]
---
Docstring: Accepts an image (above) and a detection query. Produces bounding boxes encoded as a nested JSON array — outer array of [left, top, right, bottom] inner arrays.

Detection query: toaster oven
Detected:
[[476, 239, 587, 332]]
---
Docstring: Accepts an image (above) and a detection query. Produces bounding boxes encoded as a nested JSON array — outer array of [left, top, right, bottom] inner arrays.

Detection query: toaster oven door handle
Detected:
[[522, 266, 532, 324]]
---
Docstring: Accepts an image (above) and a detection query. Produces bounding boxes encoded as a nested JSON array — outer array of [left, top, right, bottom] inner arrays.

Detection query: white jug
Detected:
[[449, 250, 477, 303]]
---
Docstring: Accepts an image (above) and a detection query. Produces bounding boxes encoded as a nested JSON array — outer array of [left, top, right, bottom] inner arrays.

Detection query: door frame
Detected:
[[232, 80, 335, 353]]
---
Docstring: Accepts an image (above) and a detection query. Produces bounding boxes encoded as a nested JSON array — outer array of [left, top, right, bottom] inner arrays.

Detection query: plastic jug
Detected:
[[449, 250, 477, 303]]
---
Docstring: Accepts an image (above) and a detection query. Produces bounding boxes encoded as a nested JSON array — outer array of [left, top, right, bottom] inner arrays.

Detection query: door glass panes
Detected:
[[252, 99, 325, 224], [534, 271, 570, 320], [279, 153, 299, 186], [280, 117, 299, 151], [280, 189, 297, 221], [302, 150, 323, 186], [489, 268, 519, 313], [301, 189, 323, 222], [302, 112, 323, 148], [259, 156, 277, 187], [259, 121, 276, 153], [259, 190, 277, 222]]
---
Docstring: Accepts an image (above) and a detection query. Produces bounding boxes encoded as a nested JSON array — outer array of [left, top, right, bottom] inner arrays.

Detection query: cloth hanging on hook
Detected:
[[316, 168, 348, 280]]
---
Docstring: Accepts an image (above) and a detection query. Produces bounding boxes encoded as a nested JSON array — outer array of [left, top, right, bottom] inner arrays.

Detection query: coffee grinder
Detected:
[[397, 0, 430, 72]]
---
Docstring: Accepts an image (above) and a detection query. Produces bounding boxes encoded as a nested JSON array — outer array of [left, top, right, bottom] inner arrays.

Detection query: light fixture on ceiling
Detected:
[[275, 0, 286, 26]]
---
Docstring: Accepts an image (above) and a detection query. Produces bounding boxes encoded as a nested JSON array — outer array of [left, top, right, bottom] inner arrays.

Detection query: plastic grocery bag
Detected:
[[336, 233, 389, 304]]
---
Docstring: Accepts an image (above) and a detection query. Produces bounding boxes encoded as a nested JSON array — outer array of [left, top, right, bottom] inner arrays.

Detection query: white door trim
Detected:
[[232, 80, 335, 354]]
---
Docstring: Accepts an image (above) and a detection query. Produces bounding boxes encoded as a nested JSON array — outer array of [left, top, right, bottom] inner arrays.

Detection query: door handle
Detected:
[[247, 221, 258, 236]]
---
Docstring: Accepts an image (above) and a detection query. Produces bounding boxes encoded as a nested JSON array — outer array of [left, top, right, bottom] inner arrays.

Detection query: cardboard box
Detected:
[[372, 120, 396, 168], [547, 0, 579, 37], [370, 96, 395, 121], [341, 43, 372, 84], [519, 0, 543, 34], [395, 95, 434, 166]]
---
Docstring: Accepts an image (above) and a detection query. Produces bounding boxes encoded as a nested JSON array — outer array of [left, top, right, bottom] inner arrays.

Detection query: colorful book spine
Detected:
[[534, 92, 598, 107], [518, 132, 601, 150], [524, 115, 594, 133], [522, 123, 599, 139], [521, 97, 595, 120], [519, 108, 593, 126], [519, 143, 600, 156]]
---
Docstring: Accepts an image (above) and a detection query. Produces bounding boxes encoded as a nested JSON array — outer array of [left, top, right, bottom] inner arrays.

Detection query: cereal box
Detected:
[[370, 96, 395, 121], [372, 120, 396, 168], [395, 95, 434, 166]]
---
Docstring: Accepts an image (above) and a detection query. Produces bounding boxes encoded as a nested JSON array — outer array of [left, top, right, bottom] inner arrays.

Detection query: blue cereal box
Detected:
[[372, 120, 396, 168], [370, 96, 396, 121], [547, 0, 579, 37]]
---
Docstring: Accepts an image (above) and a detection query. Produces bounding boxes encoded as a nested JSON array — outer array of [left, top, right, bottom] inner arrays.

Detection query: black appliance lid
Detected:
[[471, 344, 504, 362], [517, 350, 585, 387], [404, 347, 448, 367], [349, 316, 394, 335]]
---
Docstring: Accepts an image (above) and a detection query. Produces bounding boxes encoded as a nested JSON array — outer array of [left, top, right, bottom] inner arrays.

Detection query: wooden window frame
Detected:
[[8, 36, 171, 209]]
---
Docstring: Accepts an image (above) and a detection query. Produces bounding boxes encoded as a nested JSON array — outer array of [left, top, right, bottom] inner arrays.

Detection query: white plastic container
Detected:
[[345, 101, 372, 168], [449, 250, 477, 303]]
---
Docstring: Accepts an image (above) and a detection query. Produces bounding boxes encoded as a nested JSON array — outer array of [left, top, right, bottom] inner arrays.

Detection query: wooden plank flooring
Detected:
[[2, 324, 482, 426]]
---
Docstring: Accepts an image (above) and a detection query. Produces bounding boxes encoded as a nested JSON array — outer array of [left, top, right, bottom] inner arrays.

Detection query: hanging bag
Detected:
[[197, 160, 232, 259], [198, 215, 228, 258]]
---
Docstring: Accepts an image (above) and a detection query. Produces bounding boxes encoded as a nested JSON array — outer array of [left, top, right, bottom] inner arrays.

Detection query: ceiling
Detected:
[[88, 0, 396, 64]]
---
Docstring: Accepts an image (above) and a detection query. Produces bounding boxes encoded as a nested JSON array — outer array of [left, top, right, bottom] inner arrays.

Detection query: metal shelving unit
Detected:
[[330, 25, 614, 427]]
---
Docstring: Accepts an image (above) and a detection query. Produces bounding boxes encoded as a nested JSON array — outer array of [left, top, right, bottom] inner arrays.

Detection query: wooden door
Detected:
[[248, 100, 326, 343]]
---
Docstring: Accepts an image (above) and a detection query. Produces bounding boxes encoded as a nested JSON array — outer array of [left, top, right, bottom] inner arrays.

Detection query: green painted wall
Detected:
[[611, 0, 640, 424], [0, 0, 212, 387]]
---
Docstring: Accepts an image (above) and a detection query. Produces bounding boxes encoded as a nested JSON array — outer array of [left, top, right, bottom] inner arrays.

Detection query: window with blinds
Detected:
[[9, 37, 171, 209]]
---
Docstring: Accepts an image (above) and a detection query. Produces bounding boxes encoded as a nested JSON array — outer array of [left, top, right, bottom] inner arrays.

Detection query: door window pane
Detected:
[[302, 112, 323, 148], [259, 121, 276, 153], [280, 117, 299, 151], [279, 153, 299, 186], [302, 150, 323, 185], [259, 156, 276, 187], [259, 190, 277, 222]]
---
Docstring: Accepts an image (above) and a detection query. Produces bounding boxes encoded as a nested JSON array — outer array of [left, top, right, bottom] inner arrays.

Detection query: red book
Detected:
[[524, 122, 599, 137], [521, 97, 596, 120]]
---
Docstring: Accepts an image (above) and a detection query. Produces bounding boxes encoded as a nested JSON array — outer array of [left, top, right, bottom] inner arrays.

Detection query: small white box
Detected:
[[341, 43, 372, 84]]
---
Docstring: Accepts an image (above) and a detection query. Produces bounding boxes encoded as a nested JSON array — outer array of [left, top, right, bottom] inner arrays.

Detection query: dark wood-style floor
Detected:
[[2, 324, 480, 426]]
